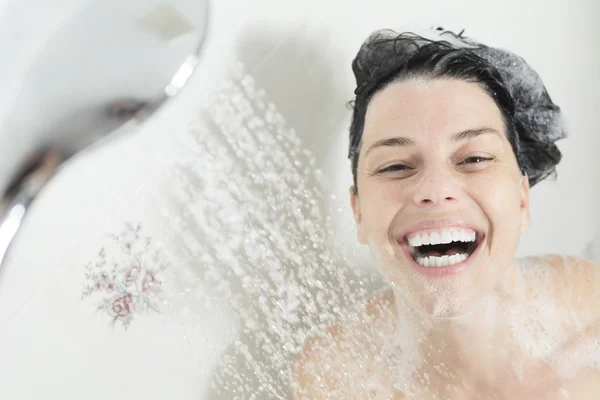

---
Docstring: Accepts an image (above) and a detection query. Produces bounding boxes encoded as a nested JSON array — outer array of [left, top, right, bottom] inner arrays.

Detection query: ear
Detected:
[[349, 186, 367, 244], [519, 174, 531, 233]]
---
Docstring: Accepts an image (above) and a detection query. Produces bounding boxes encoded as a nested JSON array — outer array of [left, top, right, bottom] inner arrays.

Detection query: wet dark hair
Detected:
[[348, 28, 567, 194]]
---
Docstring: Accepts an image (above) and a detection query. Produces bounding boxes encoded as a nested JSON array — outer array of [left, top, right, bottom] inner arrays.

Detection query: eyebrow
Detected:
[[364, 127, 503, 157]]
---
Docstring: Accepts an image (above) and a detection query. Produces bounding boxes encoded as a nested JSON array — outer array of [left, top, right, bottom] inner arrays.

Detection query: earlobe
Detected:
[[520, 174, 531, 233], [349, 186, 361, 224], [349, 186, 367, 244]]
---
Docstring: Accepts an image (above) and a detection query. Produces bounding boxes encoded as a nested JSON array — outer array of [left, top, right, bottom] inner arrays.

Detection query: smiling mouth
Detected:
[[404, 228, 484, 268]]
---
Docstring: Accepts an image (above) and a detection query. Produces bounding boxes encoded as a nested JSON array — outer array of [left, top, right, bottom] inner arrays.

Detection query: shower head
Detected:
[[0, 0, 210, 272]]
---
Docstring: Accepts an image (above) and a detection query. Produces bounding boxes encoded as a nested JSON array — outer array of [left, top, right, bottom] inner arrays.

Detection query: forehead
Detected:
[[363, 78, 505, 143]]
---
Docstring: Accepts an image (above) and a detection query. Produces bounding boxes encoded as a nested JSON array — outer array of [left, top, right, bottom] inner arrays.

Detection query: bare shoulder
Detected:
[[290, 290, 399, 399], [520, 254, 600, 325], [536, 253, 598, 268], [519, 253, 599, 289], [529, 256, 600, 388]]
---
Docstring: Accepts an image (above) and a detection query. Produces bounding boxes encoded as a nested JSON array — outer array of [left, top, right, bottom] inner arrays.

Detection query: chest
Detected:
[[388, 364, 600, 400]]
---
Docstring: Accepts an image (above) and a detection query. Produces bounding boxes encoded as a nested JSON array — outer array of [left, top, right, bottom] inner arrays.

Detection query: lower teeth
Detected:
[[416, 253, 468, 267]]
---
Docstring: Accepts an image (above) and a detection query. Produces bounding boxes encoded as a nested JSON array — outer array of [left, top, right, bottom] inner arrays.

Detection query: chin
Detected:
[[390, 273, 493, 320]]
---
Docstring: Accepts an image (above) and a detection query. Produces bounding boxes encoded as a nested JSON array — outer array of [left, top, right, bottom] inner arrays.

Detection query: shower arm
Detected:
[[0, 51, 205, 275], [0, 147, 63, 270]]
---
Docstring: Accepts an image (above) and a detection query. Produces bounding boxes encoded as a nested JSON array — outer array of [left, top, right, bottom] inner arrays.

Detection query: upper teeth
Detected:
[[407, 228, 476, 247]]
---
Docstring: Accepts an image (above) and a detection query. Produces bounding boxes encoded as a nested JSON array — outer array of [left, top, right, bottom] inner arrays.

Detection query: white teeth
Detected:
[[460, 230, 475, 242], [417, 253, 468, 268], [441, 231, 452, 244], [412, 235, 422, 247], [407, 228, 477, 247], [429, 232, 441, 245], [451, 229, 461, 242]]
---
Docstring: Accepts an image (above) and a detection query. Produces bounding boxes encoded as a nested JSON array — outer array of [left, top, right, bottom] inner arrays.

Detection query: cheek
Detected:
[[470, 174, 523, 235], [361, 183, 407, 235]]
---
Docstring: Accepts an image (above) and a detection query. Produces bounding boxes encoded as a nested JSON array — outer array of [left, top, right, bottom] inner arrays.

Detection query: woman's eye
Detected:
[[461, 156, 493, 165], [379, 164, 409, 173]]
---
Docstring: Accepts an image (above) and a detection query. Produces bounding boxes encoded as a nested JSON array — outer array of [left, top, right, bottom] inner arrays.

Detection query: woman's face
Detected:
[[350, 78, 531, 317]]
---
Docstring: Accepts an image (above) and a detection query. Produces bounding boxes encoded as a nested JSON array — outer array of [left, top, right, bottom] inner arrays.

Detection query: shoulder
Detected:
[[535, 253, 598, 268], [518, 254, 599, 289], [520, 254, 600, 325], [290, 290, 399, 399], [518, 253, 598, 272], [529, 256, 600, 382]]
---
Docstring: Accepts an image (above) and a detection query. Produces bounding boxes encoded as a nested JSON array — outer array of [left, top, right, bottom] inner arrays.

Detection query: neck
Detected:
[[391, 262, 529, 386]]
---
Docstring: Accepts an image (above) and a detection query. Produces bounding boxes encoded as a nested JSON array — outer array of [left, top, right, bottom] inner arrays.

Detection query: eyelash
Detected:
[[378, 156, 493, 174], [460, 156, 494, 165], [379, 164, 409, 173]]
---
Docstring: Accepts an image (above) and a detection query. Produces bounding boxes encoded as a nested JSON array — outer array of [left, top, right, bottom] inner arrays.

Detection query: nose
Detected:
[[412, 166, 460, 206]]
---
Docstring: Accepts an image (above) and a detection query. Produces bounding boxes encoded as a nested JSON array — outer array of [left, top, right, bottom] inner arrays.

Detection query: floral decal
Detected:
[[81, 223, 168, 328]]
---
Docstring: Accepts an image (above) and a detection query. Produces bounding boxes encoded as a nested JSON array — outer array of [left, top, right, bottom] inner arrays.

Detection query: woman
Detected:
[[292, 28, 600, 399]]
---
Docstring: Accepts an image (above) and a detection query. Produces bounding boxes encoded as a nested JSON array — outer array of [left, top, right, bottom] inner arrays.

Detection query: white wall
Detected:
[[0, 0, 598, 398]]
